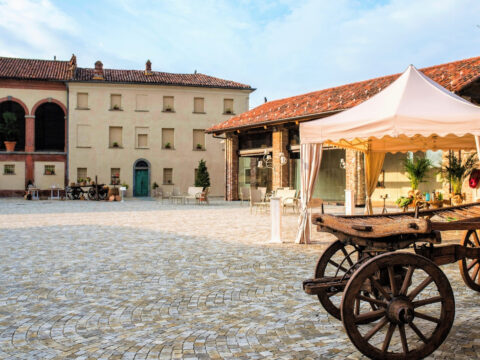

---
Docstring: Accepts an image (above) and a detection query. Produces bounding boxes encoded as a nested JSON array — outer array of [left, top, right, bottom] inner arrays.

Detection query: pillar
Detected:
[[272, 127, 289, 189], [25, 115, 35, 152], [225, 134, 239, 201], [345, 149, 365, 206]]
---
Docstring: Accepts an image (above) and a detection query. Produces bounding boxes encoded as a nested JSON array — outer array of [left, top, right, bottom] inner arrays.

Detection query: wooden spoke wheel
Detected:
[[459, 230, 480, 292], [341, 252, 455, 360], [87, 187, 97, 200], [315, 240, 374, 320]]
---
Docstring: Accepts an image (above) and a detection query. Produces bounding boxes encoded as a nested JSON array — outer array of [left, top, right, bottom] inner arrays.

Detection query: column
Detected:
[[25, 115, 35, 152], [225, 134, 239, 201], [272, 127, 289, 189], [345, 149, 365, 206]]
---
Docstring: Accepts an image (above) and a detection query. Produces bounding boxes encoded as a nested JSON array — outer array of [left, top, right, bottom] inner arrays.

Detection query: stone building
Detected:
[[0, 55, 253, 196], [207, 56, 480, 204]]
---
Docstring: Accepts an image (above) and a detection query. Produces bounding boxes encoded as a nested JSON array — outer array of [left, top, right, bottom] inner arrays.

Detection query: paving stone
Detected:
[[0, 199, 478, 359]]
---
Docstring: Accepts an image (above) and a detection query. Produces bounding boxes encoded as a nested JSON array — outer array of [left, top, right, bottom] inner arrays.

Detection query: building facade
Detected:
[[0, 55, 253, 197], [207, 56, 480, 205]]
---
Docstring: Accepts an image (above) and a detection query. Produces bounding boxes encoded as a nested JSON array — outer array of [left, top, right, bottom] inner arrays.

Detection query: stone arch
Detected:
[[34, 101, 66, 151], [31, 98, 66, 116], [0, 99, 26, 151]]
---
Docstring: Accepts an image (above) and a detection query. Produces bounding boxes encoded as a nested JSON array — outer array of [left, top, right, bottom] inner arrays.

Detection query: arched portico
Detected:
[[34, 101, 65, 151], [0, 100, 26, 151]]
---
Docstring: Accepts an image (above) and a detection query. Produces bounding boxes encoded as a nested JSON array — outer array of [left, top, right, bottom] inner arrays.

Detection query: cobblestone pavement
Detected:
[[0, 198, 479, 359]]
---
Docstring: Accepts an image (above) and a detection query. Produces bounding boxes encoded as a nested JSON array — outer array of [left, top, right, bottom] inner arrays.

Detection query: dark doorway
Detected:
[[35, 102, 65, 151], [0, 101, 25, 151]]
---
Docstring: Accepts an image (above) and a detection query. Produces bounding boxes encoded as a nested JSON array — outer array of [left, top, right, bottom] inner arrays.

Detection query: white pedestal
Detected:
[[270, 197, 283, 243], [345, 189, 355, 215], [120, 187, 126, 202]]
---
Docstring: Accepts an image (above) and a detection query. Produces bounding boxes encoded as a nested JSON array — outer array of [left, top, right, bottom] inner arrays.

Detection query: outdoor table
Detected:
[[170, 195, 185, 204], [50, 186, 61, 200], [27, 187, 39, 200]]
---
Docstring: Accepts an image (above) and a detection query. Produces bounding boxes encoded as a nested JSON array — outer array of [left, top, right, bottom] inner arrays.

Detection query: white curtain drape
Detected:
[[295, 143, 323, 244], [476, 136, 480, 159]]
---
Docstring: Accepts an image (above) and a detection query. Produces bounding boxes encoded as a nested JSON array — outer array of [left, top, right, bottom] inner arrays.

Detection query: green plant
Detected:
[[152, 182, 159, 189], [437, 192, 443, 201], [112, 141, 119, 148], [443, 152, 477, 194], [225, 108, 232, 114], [395, 196, 413, 208], [112, 104, 120, 110], [77, 177, 84, 183], [403, 154, 432, 190], [196, 143, 203, 150], [121, 182, 129, 189], [165, 142, 171, 149], [0, 112, 19, 141], [195, 159, 210, 189]]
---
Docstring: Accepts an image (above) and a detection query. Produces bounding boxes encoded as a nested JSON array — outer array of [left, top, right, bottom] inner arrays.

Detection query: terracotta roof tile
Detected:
[[207, 56, 480, 133], [0, 56, 253, 90], [0, 57, 71, 81]]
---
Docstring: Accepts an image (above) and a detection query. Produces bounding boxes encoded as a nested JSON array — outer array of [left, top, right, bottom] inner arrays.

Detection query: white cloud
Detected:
[[0, 0, 77, 59], [0, 0, 479, 109]]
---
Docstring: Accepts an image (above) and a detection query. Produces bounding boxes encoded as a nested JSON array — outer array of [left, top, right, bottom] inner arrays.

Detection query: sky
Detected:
[[0, 0, 479, 108]]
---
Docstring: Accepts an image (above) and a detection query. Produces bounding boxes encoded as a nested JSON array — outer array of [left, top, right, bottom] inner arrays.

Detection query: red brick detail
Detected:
[[25, 155, 33, 187], [208, 55, 480, 133], [0, 79, 66, 91], [225, 135, 239, 201], [272, 128, 289, 189], [0, 190, 25, 197], [0, 96, 29, 115], [345, 149, 365, 206], [25, 116, 35, 152], [31, 98, 67, 116]]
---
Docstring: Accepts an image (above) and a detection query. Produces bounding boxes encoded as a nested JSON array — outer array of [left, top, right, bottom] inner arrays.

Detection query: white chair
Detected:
[[239, 186, 250, 204], [184, 186, 203, 204], [250, 188, 268, 214]]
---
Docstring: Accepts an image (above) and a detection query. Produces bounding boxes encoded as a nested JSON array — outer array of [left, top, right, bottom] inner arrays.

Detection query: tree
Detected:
[[403, 154, 432, 190], [0, 111, 19, 141], [195, 159, 210, 189]]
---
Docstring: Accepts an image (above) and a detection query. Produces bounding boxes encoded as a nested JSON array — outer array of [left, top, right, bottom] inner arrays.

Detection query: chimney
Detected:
[[145, 60, 152, 75], [68, 54, 77, 79], [93, 60, 104, 80]]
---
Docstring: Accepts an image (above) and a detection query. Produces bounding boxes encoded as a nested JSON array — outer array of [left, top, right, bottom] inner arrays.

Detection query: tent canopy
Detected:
[[300, 65, 480, 152]]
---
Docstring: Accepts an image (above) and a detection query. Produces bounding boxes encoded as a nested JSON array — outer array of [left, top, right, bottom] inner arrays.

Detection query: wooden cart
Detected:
[[303, 202, 480, 359]]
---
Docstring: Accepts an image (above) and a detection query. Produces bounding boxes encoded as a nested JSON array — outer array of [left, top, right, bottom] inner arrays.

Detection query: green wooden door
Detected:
[[135, 169, 148, 196]]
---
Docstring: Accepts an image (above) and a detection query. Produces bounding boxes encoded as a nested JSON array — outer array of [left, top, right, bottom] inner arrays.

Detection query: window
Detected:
[[163, 168, 173, 185], [223, 98, 234, 114], [77, 93, 88, 109], [77, 125, 91, 147], [111, 168, 120, 185], [162, 128, 174, 149], [193, 129, 205, 150], [136, 94, 148, 111], [77, 167, 87, 181], [3, 164, 15, 175], [163, 96, 174, 112], [193, 97, 205, 113], [109, 126, 123, 148], [110, 94, 122, 110], [44, 165, 55, 175], [135, 127, 149, 148]]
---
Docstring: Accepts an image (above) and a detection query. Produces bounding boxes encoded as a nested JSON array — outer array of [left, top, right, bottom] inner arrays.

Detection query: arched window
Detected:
[[35, 102, 65, 151], [0, 101, 25, 151], [135, 160, 149, 168]]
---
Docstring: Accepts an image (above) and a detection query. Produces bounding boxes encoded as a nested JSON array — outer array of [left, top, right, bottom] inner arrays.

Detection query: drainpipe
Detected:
[[212, 133, 227, 200], [65, 82, 69, 187]]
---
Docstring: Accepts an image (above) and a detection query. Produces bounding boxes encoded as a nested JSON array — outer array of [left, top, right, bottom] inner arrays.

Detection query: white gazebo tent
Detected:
[[296, 65, 480, 244]]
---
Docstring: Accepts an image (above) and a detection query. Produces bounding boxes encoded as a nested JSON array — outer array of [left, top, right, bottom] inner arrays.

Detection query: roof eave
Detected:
[[206, 109, 343, 134]]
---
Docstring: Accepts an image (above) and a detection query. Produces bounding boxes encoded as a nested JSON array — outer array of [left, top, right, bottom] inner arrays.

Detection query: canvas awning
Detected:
[[296, 65, 480, 244]]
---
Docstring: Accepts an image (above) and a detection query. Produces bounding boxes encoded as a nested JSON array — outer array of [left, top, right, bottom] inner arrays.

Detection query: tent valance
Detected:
[[296, 65, 480, 244]]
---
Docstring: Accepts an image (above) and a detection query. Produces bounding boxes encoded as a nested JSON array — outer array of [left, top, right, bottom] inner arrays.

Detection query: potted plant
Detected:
[[152, 182, 159, 189], [165, 142, 171, 149], [196, 143, 203, 150], [112, 104, 120, 110], [195, 159, 211, 190], [0, 111, 19, 152], [112, 141, 119, 148], [121, 182, 129, 189], [403, 154, 432, 190], [225, 108, 232, 114], [165, 105, 172, 112], [443, 152, 477, 204]]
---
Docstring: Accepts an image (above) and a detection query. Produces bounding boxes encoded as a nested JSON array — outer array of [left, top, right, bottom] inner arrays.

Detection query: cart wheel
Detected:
[[459, 230, 480, 292], [315, 240, 374, 320], [341, 252, 454, 360], [99, 189, 108, 200], [87, 188, 95, 200]]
